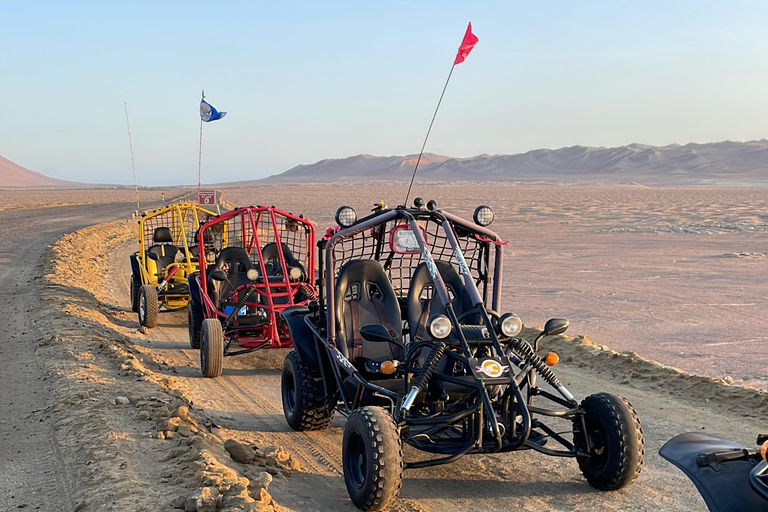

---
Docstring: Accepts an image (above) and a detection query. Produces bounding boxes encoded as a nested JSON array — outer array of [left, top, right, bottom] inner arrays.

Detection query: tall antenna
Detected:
[[124, 102, 140, 213], [403, 22, 478, 206]]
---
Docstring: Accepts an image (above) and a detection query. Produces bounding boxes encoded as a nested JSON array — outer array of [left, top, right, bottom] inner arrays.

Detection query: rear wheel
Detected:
[[342, 406, 403, 511], [129, 274, 141, 313], [200, 319, 224, 378], [138, 285, 158, 328], [188, 302, 203, 349], [574, 392, 644, 490], [281, 351, 334, 431]]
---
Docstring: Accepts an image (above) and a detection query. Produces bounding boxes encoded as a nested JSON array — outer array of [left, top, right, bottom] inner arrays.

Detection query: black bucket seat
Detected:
[[147, 227, 179, 278]]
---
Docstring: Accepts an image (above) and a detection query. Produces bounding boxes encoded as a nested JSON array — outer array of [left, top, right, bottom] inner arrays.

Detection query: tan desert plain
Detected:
[[3, 153, 768, 511]]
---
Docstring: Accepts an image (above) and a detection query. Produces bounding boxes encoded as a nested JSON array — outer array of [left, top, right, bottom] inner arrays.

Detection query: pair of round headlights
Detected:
[[335, 204, 495, 229], [427, 312, 522, 339]]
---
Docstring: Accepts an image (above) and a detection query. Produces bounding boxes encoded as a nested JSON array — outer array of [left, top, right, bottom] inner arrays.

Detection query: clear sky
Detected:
[[2, 0, 768, 185]]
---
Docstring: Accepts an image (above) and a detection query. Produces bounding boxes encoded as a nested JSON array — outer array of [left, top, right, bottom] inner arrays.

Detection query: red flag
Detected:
[[454, 22, 478, 65]]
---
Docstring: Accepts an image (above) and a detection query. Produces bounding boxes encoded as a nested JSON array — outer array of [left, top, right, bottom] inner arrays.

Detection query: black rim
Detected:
[[284, 368, 296, 415], [345, 430, 367, 489], [585, 420, 609, 469]]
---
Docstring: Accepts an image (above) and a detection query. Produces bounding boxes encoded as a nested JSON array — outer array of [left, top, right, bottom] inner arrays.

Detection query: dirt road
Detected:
[[105, 237, 766, 512], [0, 201, 161, 511]]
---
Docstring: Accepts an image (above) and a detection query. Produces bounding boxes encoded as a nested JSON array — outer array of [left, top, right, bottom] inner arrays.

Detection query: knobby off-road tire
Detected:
[[130, 274, 141, 313], [188, 302, 203, 349], [342, 406, 403, 511], [574, 392, 644, 490], [200, 319, 224, 378], [138, 284, 158, 328], [281, 351, 334, 431]]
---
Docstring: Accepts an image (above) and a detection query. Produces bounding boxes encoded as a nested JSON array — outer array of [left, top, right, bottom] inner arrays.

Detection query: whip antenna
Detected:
[[403, 22, 478, 206], [124, 102, 140, 213]]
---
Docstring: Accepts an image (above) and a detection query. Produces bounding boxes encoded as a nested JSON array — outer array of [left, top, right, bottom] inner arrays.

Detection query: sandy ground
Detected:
[[5, 185, 768, 511]]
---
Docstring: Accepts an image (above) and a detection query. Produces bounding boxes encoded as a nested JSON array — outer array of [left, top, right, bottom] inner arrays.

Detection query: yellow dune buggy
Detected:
[[129, 202, 217, 328]]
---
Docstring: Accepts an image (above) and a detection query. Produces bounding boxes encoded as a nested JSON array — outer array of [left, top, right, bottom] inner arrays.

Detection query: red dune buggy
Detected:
[[187, 206, 317, 377]]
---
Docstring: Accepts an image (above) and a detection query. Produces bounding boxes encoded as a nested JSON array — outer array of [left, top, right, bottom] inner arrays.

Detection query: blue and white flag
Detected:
[[200, 91, 226, 122]]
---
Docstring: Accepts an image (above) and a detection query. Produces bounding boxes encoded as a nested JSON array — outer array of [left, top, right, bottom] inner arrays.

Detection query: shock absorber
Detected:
[[299, 282, 318, 302], [401, 342, 446, 413], [509, 339, 574, 402], [223, 285, 257, 331]]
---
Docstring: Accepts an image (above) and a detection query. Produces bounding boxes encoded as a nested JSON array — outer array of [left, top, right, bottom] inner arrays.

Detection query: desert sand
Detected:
[[3, 185, 768, 511]]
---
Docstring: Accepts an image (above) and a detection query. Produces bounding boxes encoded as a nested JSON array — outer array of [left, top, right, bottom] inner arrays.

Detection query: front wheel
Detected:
[[138, 285, 158, 328], [130, 274, 141, 313], [200, 319, 224, 378], [343, 406, 403, 511], [281, 351, 334, 431], [574, 392, 644, 490]]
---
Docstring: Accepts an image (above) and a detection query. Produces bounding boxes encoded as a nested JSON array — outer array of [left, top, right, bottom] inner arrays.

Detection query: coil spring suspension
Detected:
[[223, 285, 257, 330], [401, 342, 446, 412], [300, 282, 318, 302], [509, 339, 562, 389]]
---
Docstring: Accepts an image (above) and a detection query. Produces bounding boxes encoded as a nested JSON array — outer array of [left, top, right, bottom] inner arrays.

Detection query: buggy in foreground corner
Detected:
[[279, 199, 644, 511], [188, 206, 318, 378], [129, 202, 217, 328]]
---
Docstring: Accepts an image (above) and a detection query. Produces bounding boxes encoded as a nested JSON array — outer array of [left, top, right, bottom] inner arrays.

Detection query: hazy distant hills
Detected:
[[0, 155, 78, 188], [260, 140, 768, 185]]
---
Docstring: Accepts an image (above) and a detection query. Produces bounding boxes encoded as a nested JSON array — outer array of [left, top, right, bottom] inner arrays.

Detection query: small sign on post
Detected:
[[198, 189, 216, 206]]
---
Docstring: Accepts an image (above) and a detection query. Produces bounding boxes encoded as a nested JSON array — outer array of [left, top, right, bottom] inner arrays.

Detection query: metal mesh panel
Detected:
[[212, 209, 311, 269], [331, 216, 493, 298], [142, 206, 213, 249]]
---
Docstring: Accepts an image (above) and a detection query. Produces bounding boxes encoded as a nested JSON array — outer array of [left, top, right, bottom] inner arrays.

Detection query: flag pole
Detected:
[[404, 63, 456, 206], [124, 102, 140, 213], [197, 117, 203, 204]]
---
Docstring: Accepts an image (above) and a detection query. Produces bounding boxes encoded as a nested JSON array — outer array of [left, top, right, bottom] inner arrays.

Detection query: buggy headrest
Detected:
[[214, 247, 255, 274], [406, 261, 472, 337], [153, 227, 173, 244], [262, 242, 301, 267]]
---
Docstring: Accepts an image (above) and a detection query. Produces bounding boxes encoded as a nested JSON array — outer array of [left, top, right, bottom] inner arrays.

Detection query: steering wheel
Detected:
[[456, 307, 500, 326]]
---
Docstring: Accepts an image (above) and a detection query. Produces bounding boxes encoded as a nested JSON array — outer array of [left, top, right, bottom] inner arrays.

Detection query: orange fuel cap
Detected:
[[381, 360, 396, 375], [544, 352, 559, 366]]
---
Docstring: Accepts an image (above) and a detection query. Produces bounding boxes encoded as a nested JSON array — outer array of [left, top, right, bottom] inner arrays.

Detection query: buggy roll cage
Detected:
[[195, 206, 316, 346], [304, 204, 582, 468], [136, 202, 217, 285]]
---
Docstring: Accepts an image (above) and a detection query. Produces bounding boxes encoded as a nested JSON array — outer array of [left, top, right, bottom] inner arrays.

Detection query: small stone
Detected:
[[156, 431, 166, 440], [74, 503, 87, 512], [160, 478, 169, 483], [138, 410, 152, 421], [158, 405, 172, 418], [225, 439, 255, 464], [724, 376, 735, 385], [184, 497, 197, 512], [115, 396, 130, 406], [138, 326, 148, 335], [171, 496, 186, 509], [248, 471, 272, 494], [165, 430, 175, 440], [174, 405, 190, 422]]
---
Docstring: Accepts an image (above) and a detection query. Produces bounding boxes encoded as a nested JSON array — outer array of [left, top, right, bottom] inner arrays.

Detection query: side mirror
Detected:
[[359, 324, 393, 343], [209, 270, 227, 282], [543, 318, 569, 337]]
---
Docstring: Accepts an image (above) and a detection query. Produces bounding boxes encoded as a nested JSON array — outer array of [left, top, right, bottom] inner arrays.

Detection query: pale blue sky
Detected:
[[2, 0, 768, 185]]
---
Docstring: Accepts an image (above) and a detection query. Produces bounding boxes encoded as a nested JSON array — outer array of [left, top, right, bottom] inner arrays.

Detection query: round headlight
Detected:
[[429, 315, 452, 339], [473, 205, 494, 227], [335, 206, 357, 228], [288, 266, 304, 281], [174, 251, 185, 263], [246, 268, 259, 281], [499, 313, 523, 337]]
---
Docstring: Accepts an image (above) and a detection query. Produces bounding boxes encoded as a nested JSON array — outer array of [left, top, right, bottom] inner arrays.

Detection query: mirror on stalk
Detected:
[[359, 324, 393, 343], [209, 270, 227, 282], [543, 318, 569, 337]]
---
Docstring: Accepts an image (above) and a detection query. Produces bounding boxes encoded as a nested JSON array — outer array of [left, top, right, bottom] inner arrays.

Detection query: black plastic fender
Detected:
[[129, 253, 141, 280], [660, 432, 768, 512], [281, 306, 319, 368], [188, 272, 201, 306]]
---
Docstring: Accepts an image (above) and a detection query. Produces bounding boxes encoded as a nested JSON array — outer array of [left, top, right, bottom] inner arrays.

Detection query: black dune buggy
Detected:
[[279, 199, 644, 511], [187, 206, 318, 378]]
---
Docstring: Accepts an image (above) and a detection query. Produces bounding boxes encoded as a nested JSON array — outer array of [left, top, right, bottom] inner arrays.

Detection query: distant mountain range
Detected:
[[0, 155, 77, 188], [260, 140, 768, 185]]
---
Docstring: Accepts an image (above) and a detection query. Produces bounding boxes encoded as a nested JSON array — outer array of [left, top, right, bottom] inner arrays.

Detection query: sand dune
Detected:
[[0, 155, 77, 188], [260, 140, 768, 185]]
